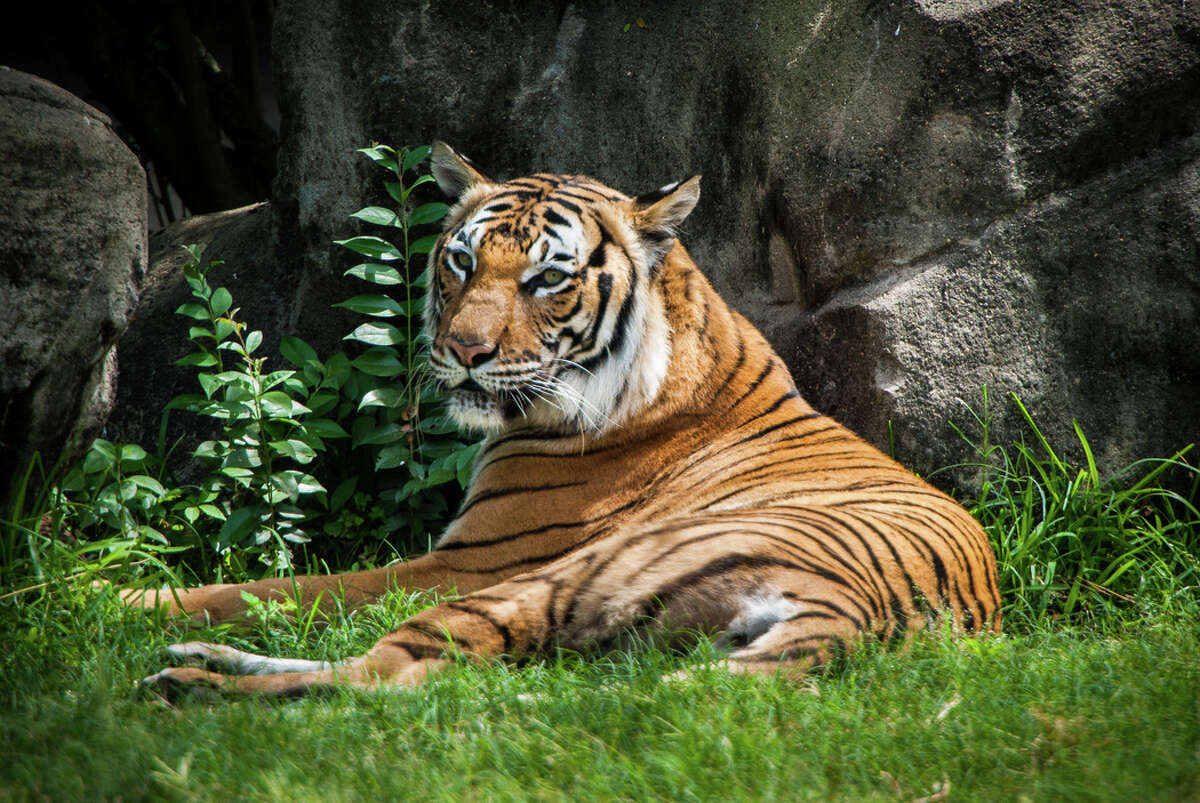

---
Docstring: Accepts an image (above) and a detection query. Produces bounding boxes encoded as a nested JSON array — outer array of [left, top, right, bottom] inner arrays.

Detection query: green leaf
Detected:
[[280, 336, 319, 368], [286, 438, 317, 464], [408, 202, 450, 227], [260, 391, 311, 418], [218, 506, 258, 548], [118, 444, 148, 464], [137, 525, 169, 545], [211, 287, 233, 316], [189, 326, 216, 341], [245, 330, 263, 354], [307, 391, 339, 417], [175, 351, 220, 368], [358, 387, 406, 409], [351, 206, 401, 227], [127, 474, 166, 496], [302, 418, 349, 438], [199, 503, 226, 521], [410, 234, 440, 255], [330, 477, 357, 512], [274, 470, 325, 496], [334, 294, 405, 317], [117, 479, 140, 502], [384, 180, 405, 205], [82, 439, 118, 474], [345, 321, 405, 347], [352, 348, 405, 377], [344, 262, 405, 286], [323, 352, 352, 383], [402, 145, 432, 173], [357, 144, 398, 170], [118, 444, 148, 470], [263, 370, 297, 391], [214, 318, 236, 341], [402, 173, 437, 202], [456, 441, 482, 487], [175, 302, 209, 320], [354, 422, 407, 447], [269, 439, 317, 464], [374, 444, 409, 471], [419, 415, 461, 436], [193, 440, 226, 460], [334, 236, 403, 262]]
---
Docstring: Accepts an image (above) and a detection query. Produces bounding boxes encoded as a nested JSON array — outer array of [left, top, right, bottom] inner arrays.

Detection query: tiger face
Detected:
[[426, 143, 700, 435]]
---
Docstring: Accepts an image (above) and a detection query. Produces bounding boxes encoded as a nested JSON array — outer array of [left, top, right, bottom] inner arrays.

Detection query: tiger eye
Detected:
[[451, 251, 473, 272], [541, 268, 566, 285]]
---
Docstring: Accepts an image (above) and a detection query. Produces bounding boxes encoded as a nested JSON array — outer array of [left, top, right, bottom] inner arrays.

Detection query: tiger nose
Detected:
[[445, 336, 497, 368]]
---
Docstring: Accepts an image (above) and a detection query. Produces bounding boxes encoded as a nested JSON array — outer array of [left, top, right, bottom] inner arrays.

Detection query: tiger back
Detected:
[[139, 144, 1001, 695]]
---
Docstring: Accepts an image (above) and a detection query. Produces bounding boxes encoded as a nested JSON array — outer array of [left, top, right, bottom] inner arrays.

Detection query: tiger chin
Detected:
[[134, 143, 1001, 697]]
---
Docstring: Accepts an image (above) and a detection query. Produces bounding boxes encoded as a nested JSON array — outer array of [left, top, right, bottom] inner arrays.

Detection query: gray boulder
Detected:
[[263, 0, 1199, 480], [0, 68, 145, 502]]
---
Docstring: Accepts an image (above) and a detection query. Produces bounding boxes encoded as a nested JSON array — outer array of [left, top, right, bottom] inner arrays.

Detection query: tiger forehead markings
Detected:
[[134, 143, 1002, 698]]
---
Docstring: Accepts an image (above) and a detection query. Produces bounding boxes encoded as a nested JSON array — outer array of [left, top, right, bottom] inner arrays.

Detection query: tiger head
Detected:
[[425, 143, 700, 436]]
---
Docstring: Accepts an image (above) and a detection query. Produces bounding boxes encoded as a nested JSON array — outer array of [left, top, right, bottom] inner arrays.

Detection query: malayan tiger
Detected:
[[136, 143, 1001, 695]]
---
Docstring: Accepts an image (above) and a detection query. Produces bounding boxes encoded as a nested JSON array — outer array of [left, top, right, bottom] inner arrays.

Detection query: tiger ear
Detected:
[[631, 177, 701, 254], [430, 142, 495, 200]]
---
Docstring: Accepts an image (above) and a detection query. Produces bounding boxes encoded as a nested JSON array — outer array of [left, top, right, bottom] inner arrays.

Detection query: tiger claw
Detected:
[[139, 666, 228, 702]]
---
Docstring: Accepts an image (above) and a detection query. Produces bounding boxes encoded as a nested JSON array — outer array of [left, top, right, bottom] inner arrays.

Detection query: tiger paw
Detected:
[[140, 666, 229, 702]]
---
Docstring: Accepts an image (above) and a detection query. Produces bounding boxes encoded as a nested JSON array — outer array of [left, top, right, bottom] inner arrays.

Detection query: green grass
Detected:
[[2, 584, 1197, 801], [2, 404, 1198, 801]]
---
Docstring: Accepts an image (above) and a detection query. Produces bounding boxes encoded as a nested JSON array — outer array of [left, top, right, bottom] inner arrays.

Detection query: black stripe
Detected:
[[585, 280, 635, 369], [445, 601, 514, 652], [586, 225, 612, 268], [728, 361, 774, 409], [553, 189, 605, 206], [580, 272, 613, 353], [385, 639, 448, 661], [547, 197, 583, 216], [488, 188, 539, 202], [729, 412, 821, 448], [455, 480, 585, 517], [438, 497, 639, 552], [508, 178, 553, 191], [650, 554, 854, 607]]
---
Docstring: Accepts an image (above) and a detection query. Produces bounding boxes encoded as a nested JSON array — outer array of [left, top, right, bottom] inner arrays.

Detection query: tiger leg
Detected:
[[115, 551, 486, 624], [144, 574, 560, 696], [143, 654, 445, 697]]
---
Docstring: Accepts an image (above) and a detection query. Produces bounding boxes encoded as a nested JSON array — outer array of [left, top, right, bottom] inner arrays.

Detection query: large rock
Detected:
[[0, 69, 145, 502], [265, 0, 1200, 479], [266, 1, 1200, 480]]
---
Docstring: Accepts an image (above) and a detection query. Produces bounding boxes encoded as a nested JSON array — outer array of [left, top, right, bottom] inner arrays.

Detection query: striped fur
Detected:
[[138, 144, 1001, 696]]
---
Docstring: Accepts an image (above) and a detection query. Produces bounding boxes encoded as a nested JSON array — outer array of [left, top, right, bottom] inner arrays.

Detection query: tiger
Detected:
[[138, 142, 1002, 696]]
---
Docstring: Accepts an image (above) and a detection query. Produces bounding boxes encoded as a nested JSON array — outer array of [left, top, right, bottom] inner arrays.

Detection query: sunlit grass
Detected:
[[2, 400, 1198, 800]]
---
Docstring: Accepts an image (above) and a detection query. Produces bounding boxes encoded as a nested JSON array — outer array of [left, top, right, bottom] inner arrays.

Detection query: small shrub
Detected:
[[328, 143, 480, 547], [46, 144, 478, 584]]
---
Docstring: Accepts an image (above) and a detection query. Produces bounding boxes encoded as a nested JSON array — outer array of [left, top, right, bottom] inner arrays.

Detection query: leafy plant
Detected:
[[939, 389, 1200, 629], [330, 143, 481, 546], [58, 439, 174, 545], [49, 144, 478, 581], [166, 249, 354, 571]]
